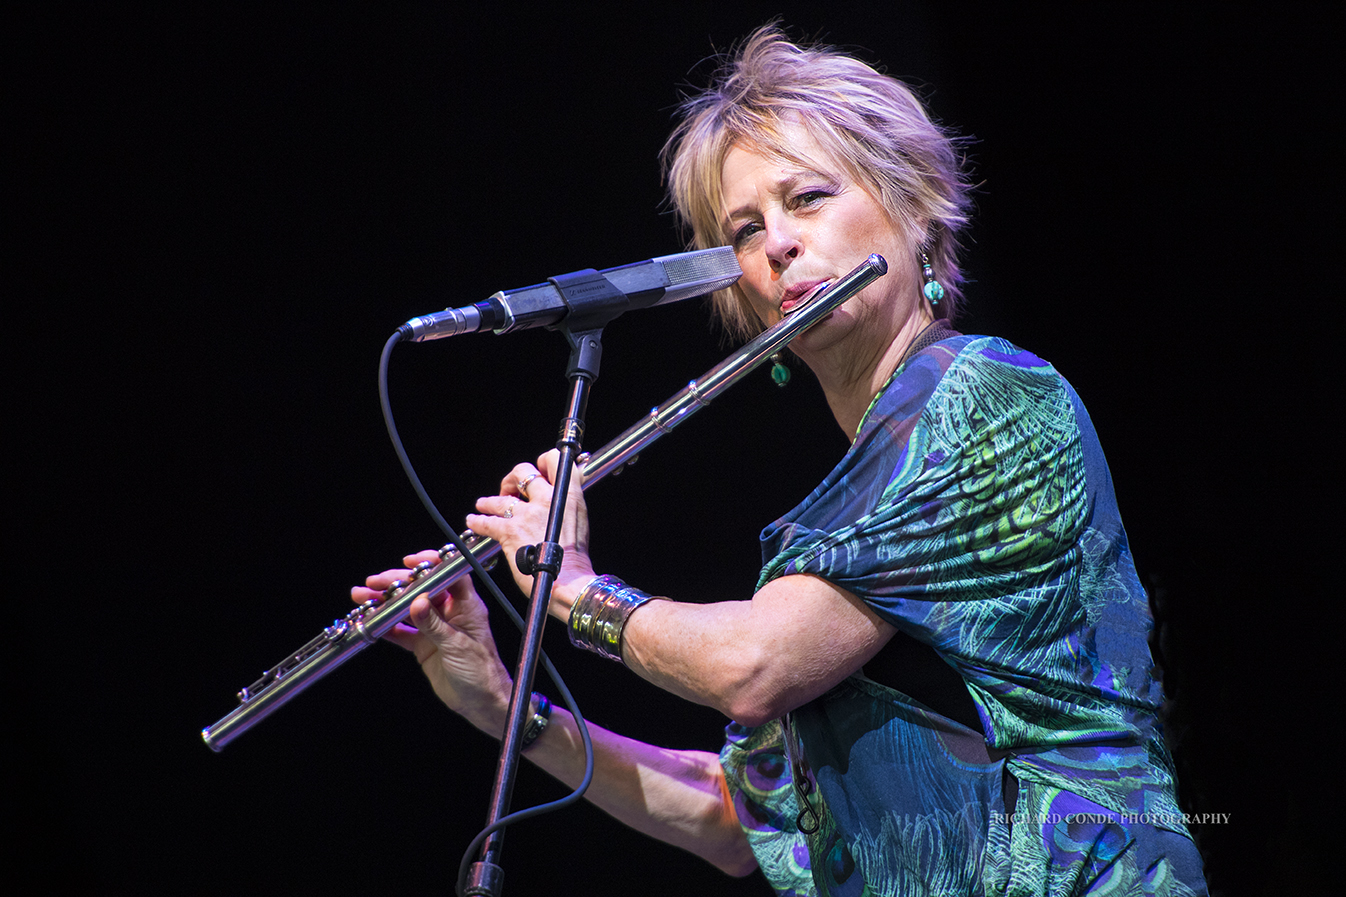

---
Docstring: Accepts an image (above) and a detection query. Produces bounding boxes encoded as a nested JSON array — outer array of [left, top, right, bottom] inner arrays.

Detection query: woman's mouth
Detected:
[[781, 281, 830, 316]]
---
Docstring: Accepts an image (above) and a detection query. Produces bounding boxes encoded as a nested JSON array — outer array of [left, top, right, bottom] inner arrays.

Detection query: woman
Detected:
[[354, 28, 1206, 896]]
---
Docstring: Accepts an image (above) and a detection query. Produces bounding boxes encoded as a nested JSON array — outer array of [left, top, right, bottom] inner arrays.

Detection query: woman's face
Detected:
[[720, 124, 925, 372]]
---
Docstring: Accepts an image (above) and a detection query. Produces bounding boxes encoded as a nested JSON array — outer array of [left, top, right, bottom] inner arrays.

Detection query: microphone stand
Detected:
[[456, 254, 890, 894], [462, 275, 612, 897]]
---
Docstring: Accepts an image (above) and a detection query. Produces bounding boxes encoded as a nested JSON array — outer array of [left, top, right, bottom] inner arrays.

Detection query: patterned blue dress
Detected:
[[720, 335, 1207, 896]]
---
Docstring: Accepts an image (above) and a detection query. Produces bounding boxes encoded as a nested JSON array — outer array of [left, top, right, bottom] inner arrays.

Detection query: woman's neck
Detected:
[[817, 309, 936, 440]]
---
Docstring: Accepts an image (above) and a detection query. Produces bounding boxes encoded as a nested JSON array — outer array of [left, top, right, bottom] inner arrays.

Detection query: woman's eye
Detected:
[[795, 189, 831, 207], [732, 221, 762, 247]]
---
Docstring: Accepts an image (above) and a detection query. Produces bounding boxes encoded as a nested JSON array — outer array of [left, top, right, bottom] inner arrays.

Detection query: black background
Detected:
[[16, 3, 1334, 894]]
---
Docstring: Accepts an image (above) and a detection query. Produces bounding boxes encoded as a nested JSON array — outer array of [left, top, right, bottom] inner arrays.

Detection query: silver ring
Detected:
[[503, 498, 517, 519], [518, 473, 541, 499]]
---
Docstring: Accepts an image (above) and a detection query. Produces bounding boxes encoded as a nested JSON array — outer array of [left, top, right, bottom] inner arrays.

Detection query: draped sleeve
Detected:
[[757, 336, 1165, 755], [725, 336, 1197, 895]]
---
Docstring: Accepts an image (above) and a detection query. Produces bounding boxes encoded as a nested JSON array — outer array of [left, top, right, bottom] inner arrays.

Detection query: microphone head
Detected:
[[654, 247, 742, 302]]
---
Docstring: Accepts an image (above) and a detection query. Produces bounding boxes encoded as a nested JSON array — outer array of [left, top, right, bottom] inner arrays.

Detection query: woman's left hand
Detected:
[[466, 449, 596, 620], [352, 553, 513, 735]]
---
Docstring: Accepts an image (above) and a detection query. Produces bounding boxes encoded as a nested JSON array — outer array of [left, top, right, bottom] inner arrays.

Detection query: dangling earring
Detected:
[[769, 351, 791, 387], [920, 251, 945, 306]]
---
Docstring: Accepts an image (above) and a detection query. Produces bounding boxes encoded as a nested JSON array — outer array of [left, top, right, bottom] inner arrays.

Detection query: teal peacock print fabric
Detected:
[[721, 336, 1206, 896]]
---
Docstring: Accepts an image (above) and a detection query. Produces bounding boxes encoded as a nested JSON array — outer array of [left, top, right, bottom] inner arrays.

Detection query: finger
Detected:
[[535, 450, 580, 495], [382, 620, 422, 654], [363, 567, 412, 590], [351, 568, 407, 604], [386, 598, 446, 664], [501, 462, 541, 498], [536, 450, 562, 483], [405, 593, 469, 663], [518, 472, 552, 506], [474, 494, 523, 519], [401, 548, 442, 568], [351, 585, 383, 605]]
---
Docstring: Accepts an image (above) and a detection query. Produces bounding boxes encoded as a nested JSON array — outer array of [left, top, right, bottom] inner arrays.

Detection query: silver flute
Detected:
[[202, 253, 887, 751]]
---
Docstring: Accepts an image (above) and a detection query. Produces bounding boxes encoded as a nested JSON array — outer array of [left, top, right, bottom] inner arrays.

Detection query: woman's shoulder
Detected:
[[888, 331, 1058, 387], [871, 333, 1061, 420], [923, 333, 1071, 403], [939, 333, 1055, 372], [857, 332, 1079, 464]]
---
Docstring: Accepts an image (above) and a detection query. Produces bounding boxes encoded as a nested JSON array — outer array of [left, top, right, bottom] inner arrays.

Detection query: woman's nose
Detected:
[[764, 220, 802, 269]]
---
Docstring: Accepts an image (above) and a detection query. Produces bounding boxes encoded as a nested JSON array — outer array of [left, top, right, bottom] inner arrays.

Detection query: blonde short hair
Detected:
[[662, 26, 972, 339]]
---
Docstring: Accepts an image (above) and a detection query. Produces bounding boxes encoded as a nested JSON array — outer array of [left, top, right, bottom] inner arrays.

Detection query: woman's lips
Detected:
[[780, 281, 829, 316]]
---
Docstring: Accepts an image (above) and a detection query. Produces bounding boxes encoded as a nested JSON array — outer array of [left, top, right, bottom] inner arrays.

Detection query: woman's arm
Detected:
[[352, 565, 757, 877], [619, 573, 895, 727], [515, 702, 756, 876], [467, 453, 898, 727]]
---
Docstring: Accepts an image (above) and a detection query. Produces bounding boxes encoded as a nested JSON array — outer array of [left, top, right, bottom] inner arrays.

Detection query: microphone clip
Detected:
[[516, 541, 564, 577]]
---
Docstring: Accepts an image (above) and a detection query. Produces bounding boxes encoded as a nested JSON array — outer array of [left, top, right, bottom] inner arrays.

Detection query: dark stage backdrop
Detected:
[[16, 4, 1332, 895]]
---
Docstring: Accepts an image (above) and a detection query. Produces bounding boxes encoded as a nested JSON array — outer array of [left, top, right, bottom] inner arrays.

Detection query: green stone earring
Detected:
[[770, 351, 790, 387], [920, 251, 945, 306]]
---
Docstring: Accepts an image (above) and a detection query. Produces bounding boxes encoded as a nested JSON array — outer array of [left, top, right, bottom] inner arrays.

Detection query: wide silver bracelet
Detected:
[[568, 575, 658, 663]]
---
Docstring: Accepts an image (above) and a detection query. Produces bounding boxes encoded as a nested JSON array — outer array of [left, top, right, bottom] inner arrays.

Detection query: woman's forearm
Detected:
[[514, 705, 757, 878]]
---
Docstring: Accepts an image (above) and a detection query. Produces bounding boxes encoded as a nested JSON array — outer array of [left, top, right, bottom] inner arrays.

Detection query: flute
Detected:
[[201, 253, 887, 751]]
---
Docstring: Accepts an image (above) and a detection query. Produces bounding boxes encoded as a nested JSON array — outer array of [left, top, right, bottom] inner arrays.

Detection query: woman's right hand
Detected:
[[353, 551, 513, 736], [465, 450, 597, 621]]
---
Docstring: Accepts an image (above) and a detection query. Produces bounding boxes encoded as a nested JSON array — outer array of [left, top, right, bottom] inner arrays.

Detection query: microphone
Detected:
[[399, 246, 741, 341]]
